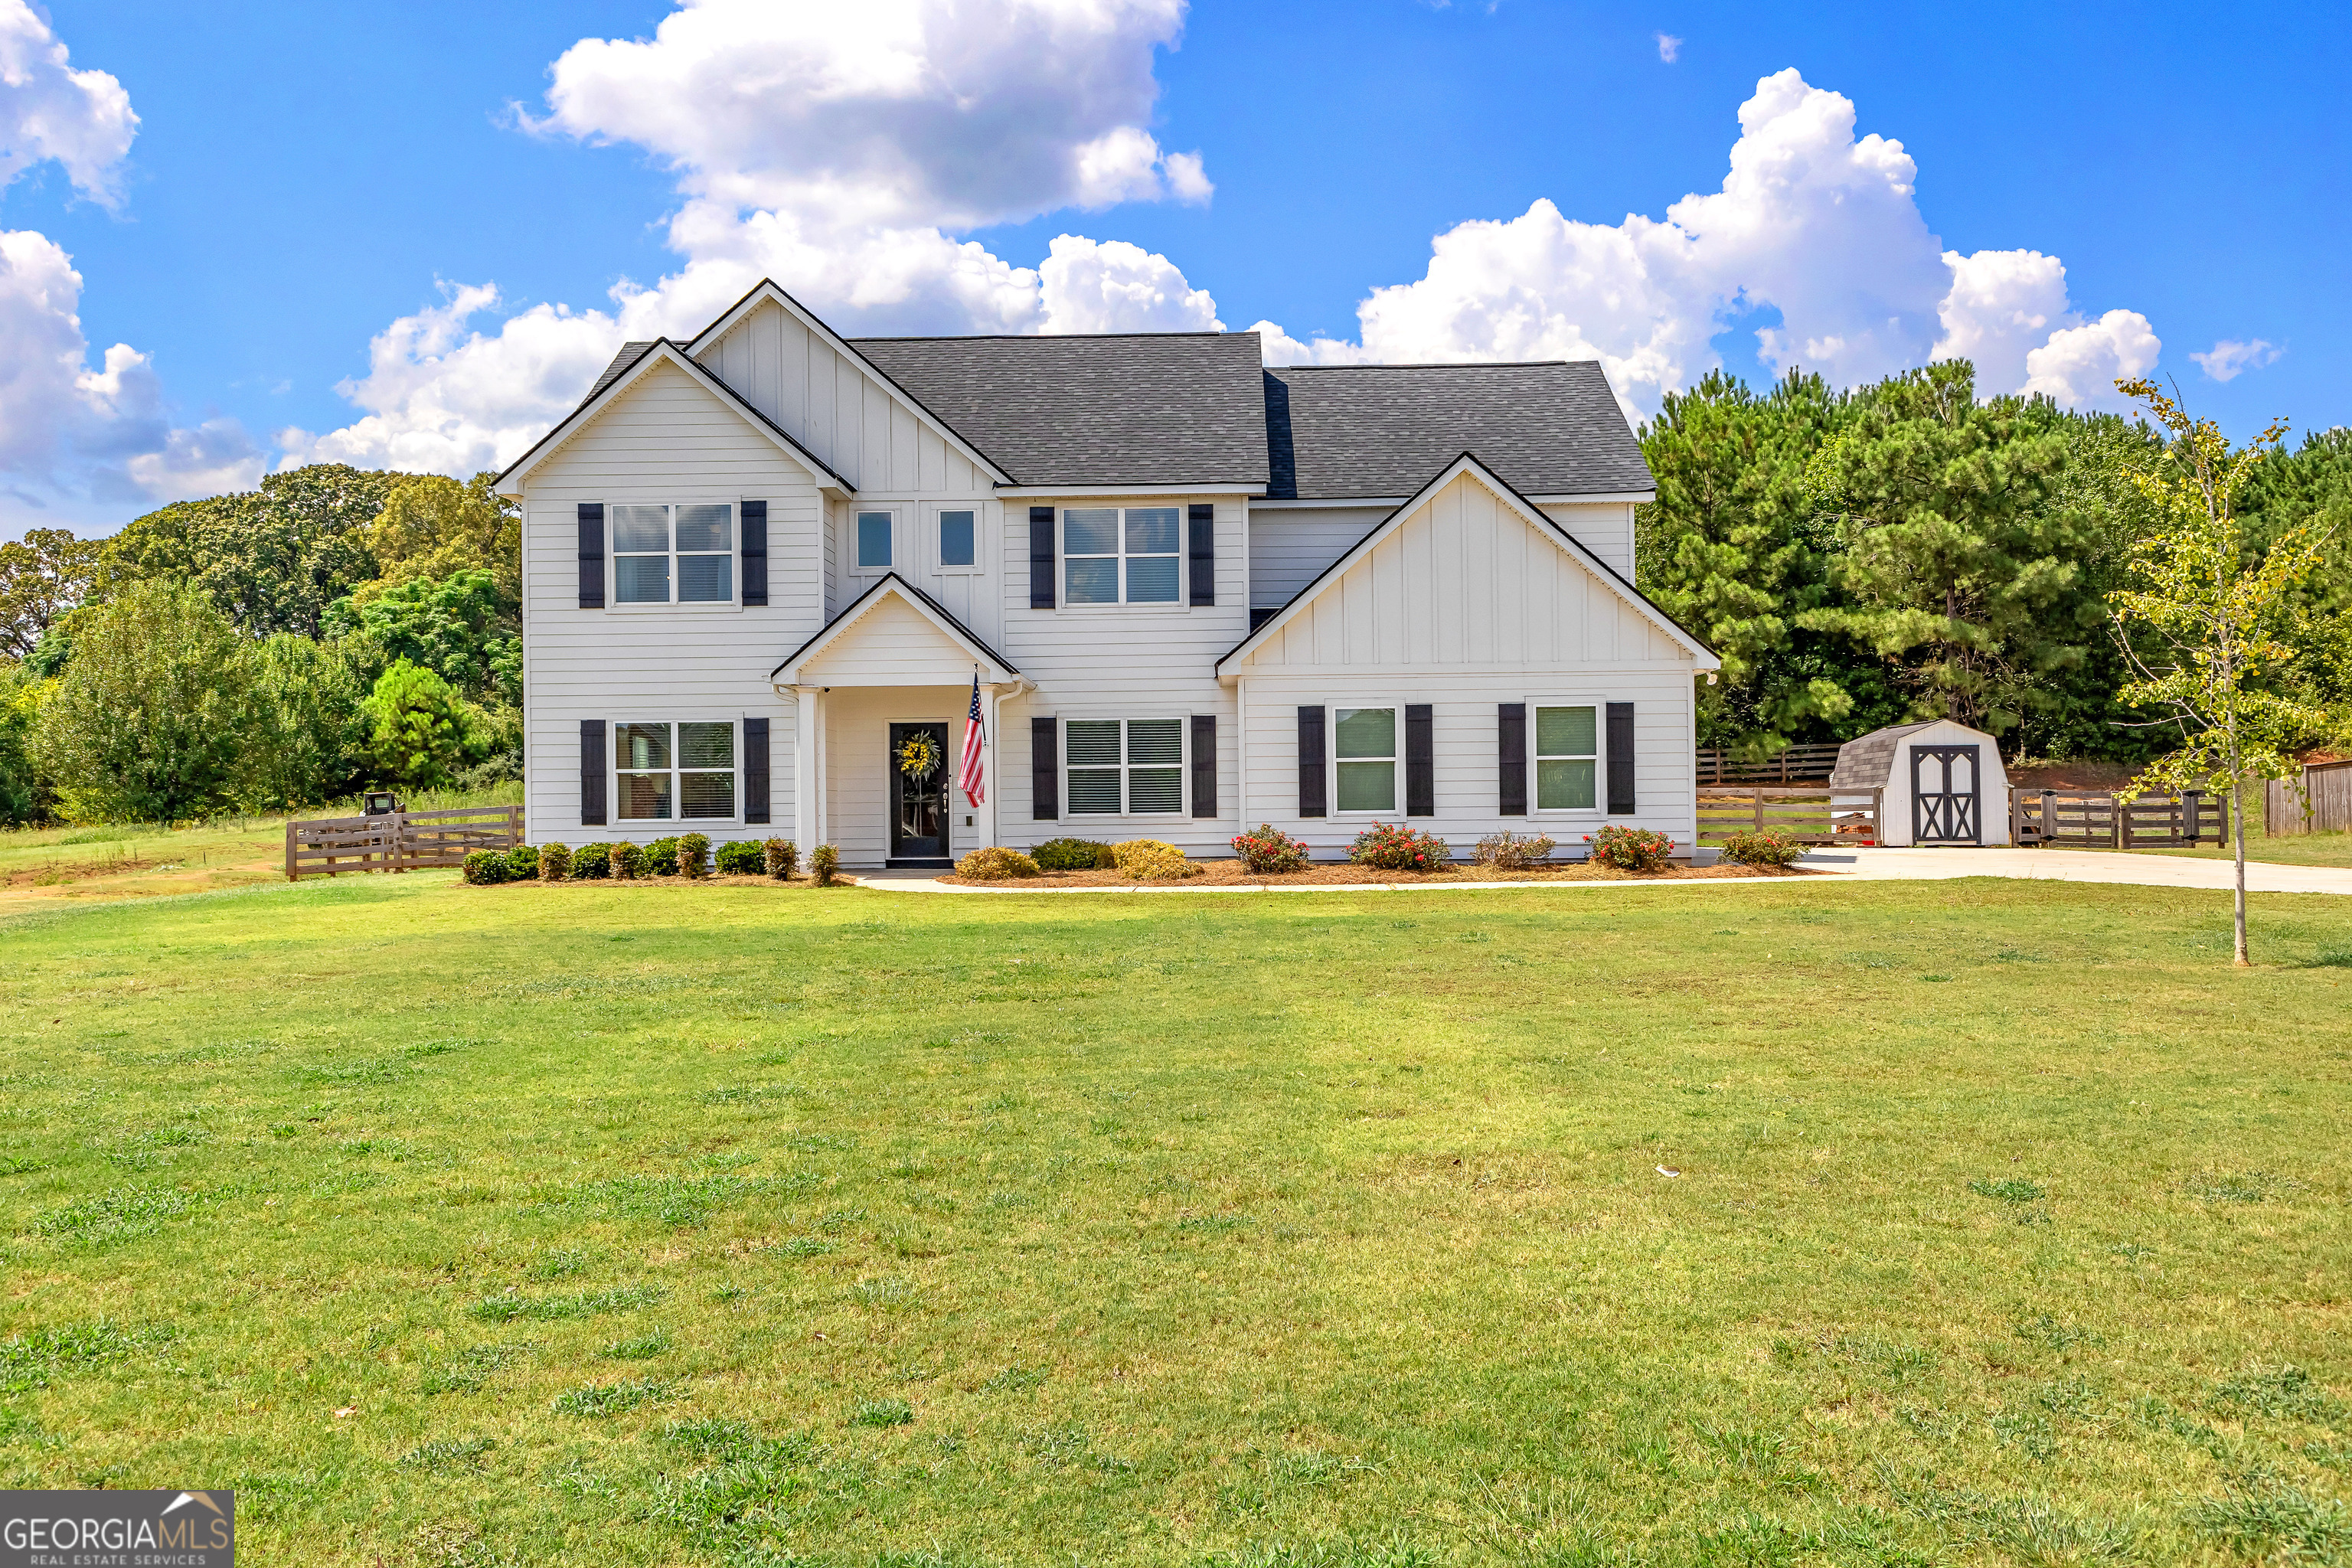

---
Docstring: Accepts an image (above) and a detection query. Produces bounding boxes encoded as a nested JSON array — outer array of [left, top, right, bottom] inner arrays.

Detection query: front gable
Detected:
[[1223, 457, 1717, 676], [691, 286, 1009, 494], [772, 575, 1022, 688]]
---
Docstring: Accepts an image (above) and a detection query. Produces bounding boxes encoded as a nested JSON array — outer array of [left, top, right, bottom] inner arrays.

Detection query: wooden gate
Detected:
[[285, 805, 523, 880], [1911, 745, 1981, 845], [2012, 790, 2227, 849]]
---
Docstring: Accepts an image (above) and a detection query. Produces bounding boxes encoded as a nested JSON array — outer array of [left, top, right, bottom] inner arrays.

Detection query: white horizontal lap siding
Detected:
[[518, 360, 820, 844], [1247, 506, 1388, 607], [1539, 501, 1635, 581]]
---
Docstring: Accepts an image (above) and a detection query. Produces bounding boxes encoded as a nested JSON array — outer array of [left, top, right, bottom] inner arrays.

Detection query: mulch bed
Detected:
[[935, 859, 1813, 889]]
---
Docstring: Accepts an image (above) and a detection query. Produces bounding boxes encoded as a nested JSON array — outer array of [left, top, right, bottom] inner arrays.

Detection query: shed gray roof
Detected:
[[1261, 361, 1653, 500], [848, 332, 1271, 488], [589, 341, 658, 401], [1828, 722, 1941, 790]]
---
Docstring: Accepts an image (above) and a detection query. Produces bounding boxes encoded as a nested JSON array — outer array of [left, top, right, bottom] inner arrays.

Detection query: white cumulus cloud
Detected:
[[2189, 337, 2280, 383], [0, 0, 137, 208], [1656, 32, 1681, 64]]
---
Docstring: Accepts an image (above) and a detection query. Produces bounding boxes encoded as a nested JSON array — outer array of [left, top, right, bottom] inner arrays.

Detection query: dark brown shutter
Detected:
[[743, 717, 770, 824], [1031, 715, 1058, 818], [580, 719, 607, 825], [740, 501, 767, 606], [1028, 506, 1057, 609], [1191, 714, 1217, 818], [1188, 503, 1215, 606], [1497, 703, 1526, 815], [1406, 704, 1434, 817], [1297, 706, 1326, 817], [577, 504, 605, 608], [1607, 702, 1636, 814]]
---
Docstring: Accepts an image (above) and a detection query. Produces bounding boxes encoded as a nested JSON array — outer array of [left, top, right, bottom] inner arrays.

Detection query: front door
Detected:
[[889, 721, 952, 864], [1912, 744, 1981, 845]]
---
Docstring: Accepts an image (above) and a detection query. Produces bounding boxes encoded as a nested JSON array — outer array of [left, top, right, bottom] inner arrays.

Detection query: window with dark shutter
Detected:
[[740, 501, 768, 607], [1297, 706, 1326, 817], [1028, 506, 1057, 609], [1497, 704, 1527, 815], [580, 719, 607, 825], [1606, 702, 1637, 814], [1191, 714, 1217, 817], [1031, 715, 1059, 818], [1188, 503, 1214, 606], [743, 717, 771, 824], [1405, 704, 1434, 816], [577, 504, 606, 609]]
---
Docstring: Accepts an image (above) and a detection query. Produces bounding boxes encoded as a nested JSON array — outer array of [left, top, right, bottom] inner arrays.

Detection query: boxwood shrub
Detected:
[[462, 849, 510, 885], [570, 843, 610, 880], [1034, 837, 1112, 871], [643, 837, 681, 877], [714, 840, 764, 875], [505, 844, 541, 880]]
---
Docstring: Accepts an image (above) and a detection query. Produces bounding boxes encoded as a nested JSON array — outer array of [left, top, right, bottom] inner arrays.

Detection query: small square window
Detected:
[[939, 510, 975, 567], [857, 511, 893, 570]]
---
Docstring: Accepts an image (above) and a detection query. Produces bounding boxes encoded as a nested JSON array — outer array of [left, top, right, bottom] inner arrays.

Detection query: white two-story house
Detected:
[[495, 281, 1717, 867]]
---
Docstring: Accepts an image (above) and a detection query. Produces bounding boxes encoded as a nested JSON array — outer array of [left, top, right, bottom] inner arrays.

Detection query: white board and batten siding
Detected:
[[1227, 470, 1700, 855], [1249, 501, 1637, 610], [518, 358, 822, 845]]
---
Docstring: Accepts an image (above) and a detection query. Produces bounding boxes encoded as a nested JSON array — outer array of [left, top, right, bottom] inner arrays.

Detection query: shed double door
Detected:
[[1911, 744, 1981, 845]]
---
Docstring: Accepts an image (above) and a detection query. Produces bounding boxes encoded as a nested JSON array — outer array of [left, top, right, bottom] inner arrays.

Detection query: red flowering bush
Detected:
[[1232, 824, 1311, 873], [1585, 825, 1674, 873], [1348, 822, 1452, 871]]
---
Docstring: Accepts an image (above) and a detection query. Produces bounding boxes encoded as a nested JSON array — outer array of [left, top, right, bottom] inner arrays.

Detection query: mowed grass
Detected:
[[3, 874, 2350, 1566]]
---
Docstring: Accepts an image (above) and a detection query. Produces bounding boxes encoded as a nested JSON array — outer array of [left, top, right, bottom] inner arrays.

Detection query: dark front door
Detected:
[[889, 721, 952, 865], [1912, 743, 1981, 845]]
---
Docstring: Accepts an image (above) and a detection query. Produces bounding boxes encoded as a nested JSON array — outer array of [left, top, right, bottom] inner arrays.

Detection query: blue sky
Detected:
[[4, 0, 2345, 539]]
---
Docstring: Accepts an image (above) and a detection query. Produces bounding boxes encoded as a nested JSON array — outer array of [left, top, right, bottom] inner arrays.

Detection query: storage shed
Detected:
[[1830, 720, 2011, 847]]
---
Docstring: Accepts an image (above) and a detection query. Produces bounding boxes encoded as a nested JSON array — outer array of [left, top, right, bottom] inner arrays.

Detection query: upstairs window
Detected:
[[1063, 506, 1180, 605], [1064, 718, 1184, 814], [613, 505, 733, 604], [615, 720, 737, 821], [1535, 705, 1598, 810], [1333, 706, 1397, 812], [938, 509, 975, 567], [856, 511, 893, 570]]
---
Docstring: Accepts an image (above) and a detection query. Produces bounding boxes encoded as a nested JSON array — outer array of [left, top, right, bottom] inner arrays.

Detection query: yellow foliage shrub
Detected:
[[956, 846, 1041, 880], [1110, 839, 1198, 880]]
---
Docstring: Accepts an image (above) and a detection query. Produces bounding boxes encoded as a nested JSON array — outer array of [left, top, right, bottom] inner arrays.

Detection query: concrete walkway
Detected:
[[849, 848, 2352, 897]]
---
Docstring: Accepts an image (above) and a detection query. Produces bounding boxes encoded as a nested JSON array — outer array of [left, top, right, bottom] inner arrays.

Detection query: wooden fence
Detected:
[[2265, 759, 2352, 835], [284, 804, 523, 880], [1694, 743, 1842, 785], [1696, 786, 1881, 847], [2012, 789, 2227, 850]]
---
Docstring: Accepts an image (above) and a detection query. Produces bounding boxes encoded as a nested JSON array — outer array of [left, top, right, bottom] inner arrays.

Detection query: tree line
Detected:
[[0, 466, 521, 824], [1635, 360, 2350, 762]]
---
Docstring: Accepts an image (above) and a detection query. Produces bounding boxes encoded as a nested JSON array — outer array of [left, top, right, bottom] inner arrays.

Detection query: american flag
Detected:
[[959, 672, 987, 807]]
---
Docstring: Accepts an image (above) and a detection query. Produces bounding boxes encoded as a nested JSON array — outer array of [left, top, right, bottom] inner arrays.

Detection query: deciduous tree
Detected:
[[0, 527, 102, 660]]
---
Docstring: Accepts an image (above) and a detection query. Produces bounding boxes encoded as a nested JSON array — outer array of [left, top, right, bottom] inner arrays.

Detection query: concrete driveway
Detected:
[[1795, 845, 2352, 896]]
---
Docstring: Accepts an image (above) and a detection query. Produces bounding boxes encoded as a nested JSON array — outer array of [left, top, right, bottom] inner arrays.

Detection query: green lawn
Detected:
[[4, 874, 2350, 1566]]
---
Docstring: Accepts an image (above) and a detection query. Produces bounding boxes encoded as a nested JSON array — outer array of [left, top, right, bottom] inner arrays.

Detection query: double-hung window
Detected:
[[615, 721, 737, 821], [613, 504, 733, 604], [1063, 506, 1180, 604], [1534, 704, 1599, 811], [855, 510, 893, 570], [1065, 718, 1184, 815], [1333, 706, 1398, 812]]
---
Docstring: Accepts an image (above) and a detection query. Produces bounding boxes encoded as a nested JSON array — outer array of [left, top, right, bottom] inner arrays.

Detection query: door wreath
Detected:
[[897, 732, 942, 777]]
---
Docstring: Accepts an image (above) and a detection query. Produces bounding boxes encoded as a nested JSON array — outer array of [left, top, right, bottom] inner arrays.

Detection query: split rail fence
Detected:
[[2265, 759, 2352, 835], [2012, 790, 2226, 849], [1696, 786, 1881, 847], [284, 805, 523, 880], [1694, 744, 1841, 785]]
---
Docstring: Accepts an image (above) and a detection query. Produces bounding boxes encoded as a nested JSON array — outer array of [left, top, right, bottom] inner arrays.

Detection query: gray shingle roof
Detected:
[[589, 341, 658, 401], [848, 332, 1270, 488], [1261, 361, 1653, 500], [1828, 722, 1940, 790]]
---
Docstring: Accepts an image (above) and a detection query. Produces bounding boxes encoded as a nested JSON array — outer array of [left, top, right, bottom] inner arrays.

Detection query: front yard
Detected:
[[3, 873, 2348, 1565]]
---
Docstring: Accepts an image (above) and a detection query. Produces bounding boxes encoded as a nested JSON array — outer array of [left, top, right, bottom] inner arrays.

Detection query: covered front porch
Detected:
[[773, 576, 1030, 869]]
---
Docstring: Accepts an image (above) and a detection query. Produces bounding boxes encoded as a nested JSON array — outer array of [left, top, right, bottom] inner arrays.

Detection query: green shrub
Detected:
[[505, 844, 540, 880], [538, 843, 573, 881], [611, 842, 645, 880], [677, 832, 711, 879], [714, 840, 763, 875], [1473, 831, 1556, 869], [763, 838, 797, 879], [1231, 824, 1310, 873], [643, 837, 681, 877], [1034, 837, 1112, 871], [1720, 828, 1804, 867], [1586, 824, 1674, 873], [809, 844, 840, 886], [462, 849, 510, 885], [957, 846, 1040, 880], [1111, 839, 1197, 880], [570, 842, 610, 880], [1348, 823, 1451, 871]]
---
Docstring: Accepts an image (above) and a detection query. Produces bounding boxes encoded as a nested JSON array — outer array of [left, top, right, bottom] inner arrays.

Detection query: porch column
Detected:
[[981, 685, 1004, 849], [793, 686, 822, 854]]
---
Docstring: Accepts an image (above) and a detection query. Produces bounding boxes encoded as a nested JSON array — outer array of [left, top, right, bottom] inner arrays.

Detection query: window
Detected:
[[1064, 718, 1184, 815], [1534, 704, 1598, 810], [856, 510, 893, 570], [612, 504, 733, 604], [1333, 706, 1397, 812], [615, 720, 737, 821], [938, 509, 975, 567], [1063, 506, 1180, 605]]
